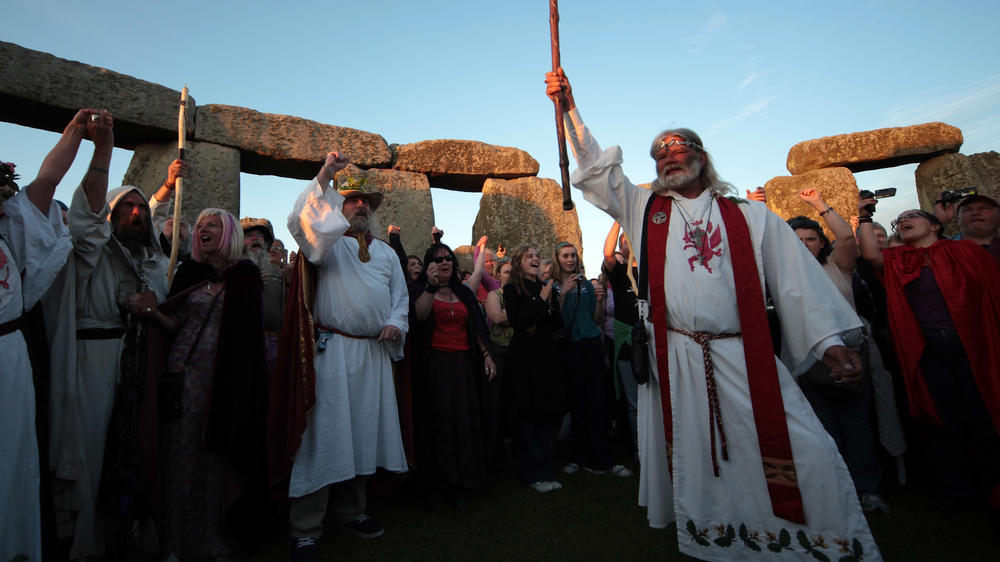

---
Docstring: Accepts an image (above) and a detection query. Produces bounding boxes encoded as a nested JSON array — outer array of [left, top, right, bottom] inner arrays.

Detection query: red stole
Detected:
[[645, 194, 806, 524], [266, 255, 318, 488], [882, 239, 1000, 433]]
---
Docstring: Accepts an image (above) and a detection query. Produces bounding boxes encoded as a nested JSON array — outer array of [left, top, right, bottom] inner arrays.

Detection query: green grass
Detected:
[[244, 459, 998, 561]]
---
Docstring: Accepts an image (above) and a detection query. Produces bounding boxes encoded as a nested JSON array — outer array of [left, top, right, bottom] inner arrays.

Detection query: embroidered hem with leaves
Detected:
[[685, 519, 866, 561]]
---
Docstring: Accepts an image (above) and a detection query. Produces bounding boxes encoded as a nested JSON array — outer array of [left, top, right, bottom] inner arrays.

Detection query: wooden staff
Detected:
[[167, 85, 188, 286], [550, 0, 574, 211]]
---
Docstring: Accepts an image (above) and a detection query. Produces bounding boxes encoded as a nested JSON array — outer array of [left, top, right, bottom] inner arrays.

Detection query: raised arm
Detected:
[[799, 189, 857, 273], [25, 109, 108, 214], [856, 194, 883, 270], [77, 110, 115, 213], [465, 235, 488, 291], [287, 152, 351, 264], [603, 221, 622, 271]]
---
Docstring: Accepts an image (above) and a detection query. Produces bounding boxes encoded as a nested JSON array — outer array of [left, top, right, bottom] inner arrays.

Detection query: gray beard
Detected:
[[651, 159, 703, 195], [244, 247, 277, 273], [349, 214, 371, 233]]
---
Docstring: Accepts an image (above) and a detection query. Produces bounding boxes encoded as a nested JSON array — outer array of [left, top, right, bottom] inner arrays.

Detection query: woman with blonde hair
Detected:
[[147, 208, 268, 559]]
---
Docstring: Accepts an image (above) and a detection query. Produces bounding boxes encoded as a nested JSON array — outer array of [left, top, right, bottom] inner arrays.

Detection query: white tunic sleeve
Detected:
[[0, 190, 73, 310], [756, 205, 860, 373], [287, 178, 350, 265], [67, 183, 112, 280], [564, 108, 651, 253]]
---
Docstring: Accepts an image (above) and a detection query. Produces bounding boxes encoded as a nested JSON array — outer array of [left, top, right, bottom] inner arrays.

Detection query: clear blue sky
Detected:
[[3, 0, 998, 275]]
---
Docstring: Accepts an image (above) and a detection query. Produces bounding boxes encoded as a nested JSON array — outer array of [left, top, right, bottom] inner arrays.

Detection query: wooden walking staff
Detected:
[[549, 0, 574, 211], [167, 85, 189, 286]]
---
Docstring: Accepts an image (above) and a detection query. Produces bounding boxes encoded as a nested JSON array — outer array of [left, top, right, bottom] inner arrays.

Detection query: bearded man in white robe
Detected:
[[50, 150, 180, 560], [546, 68, 882, 561], [285, 152, 408, 560]]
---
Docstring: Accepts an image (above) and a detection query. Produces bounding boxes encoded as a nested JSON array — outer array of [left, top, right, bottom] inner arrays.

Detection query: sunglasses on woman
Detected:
[[430, 255, 453, 264], [890, 211, 931, 231]]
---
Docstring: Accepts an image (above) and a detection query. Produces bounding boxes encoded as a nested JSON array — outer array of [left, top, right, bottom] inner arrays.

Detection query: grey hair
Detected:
[[649, 128, 736, 198]]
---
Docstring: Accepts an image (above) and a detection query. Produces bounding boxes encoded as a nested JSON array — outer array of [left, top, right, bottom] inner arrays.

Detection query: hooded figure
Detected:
[[49, 183, 172, 560]]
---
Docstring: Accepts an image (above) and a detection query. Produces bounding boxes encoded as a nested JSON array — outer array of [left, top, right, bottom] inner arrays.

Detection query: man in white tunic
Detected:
[[546, 69, 881, 561], [286, 152, 408, 559], [51, 132, 179, 560], [1, 109, 96, 562]]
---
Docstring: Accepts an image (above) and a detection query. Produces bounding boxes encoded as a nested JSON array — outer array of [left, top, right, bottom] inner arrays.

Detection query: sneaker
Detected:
[[529, 481, 555, 493], [610, 464, 633, 477], [289, 536, 318, 562], [562, 462, 580, 474], [341, 513, 385, 539], [861, 493, 890, 514], [546, 480, 563, 490]]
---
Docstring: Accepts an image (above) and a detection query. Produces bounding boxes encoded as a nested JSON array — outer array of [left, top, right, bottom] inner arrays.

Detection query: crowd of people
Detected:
[[1, 74, 998, 562]]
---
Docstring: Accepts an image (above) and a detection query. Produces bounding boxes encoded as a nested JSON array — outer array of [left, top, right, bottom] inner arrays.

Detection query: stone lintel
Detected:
[[786, 122, 963, 175]]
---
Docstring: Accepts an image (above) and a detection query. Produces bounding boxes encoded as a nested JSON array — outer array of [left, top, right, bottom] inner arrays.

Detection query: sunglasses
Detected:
[[890, 211, 930, 231], [652, 138, 703, 156], [430, 255, 453, 264]]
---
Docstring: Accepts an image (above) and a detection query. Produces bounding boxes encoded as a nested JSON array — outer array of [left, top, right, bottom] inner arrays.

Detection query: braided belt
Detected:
[[667, 326, 741, 477]]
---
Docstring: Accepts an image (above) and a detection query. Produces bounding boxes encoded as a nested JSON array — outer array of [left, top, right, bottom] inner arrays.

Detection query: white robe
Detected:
[[0, 191, 72, 562], [287, 178, 409, 498], [565, 109, 881, 561], [49, 185, 170, 560]]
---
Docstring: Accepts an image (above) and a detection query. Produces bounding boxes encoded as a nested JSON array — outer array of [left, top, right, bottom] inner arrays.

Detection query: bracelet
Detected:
[[857, 216, 873, 224], [818, 207, 834, 217], [424, 284, 439, 294], [89, 167, 108, 175], [163, 182, 176, 190]]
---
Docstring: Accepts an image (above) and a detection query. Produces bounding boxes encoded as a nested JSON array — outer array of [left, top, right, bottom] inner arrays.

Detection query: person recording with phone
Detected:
[[551, 241, 629, 477]]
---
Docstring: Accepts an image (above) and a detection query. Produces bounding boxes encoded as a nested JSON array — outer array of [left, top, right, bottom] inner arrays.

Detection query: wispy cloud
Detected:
[[738, 72, 758, 90], [881, 74, 1000, 154], [712, 96, 776, 131], [687, 12, 729, 51]]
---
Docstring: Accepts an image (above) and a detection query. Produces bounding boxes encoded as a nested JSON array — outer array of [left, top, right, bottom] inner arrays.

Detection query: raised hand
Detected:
[[165, 159, 188, 189], [798, 188, 825, 210], [544, 67, 575, 111], [85, 109, 114, 147]]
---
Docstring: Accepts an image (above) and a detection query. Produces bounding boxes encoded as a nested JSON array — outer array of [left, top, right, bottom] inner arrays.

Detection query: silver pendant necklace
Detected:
[[676, 196, 714, 262]]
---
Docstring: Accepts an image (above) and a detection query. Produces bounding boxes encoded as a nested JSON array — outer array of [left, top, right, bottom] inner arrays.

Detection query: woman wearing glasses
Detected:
[[409, 237, 494, 509], [858, 202, 1000, 527]]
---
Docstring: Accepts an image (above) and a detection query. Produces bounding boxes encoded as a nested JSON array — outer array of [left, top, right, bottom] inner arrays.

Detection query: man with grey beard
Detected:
[[546, 68, 882, 561], [283, 152, 407, 562], [53, 145, 177, 560], [241, 217, 286, 371]]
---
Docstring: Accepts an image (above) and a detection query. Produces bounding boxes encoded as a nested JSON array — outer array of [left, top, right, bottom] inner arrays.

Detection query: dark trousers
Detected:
[[919, 329, 1000, 503], [799, 377, 882, 494], [565, 337, 612, 471], [515, 413, 557, 484]]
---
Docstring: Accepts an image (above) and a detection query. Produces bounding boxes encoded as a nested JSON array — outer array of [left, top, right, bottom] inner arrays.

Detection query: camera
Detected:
[[937, 187, 977, 205], [858, 188, 896, 215]]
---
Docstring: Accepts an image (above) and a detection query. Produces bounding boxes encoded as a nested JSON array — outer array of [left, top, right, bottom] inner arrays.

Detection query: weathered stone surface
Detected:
[[786, 123, 963, 175], [196, 105, 392, 180], [764, 167, 859, 240], [332, 164, 434, 256], [472, 177, 583, 266], [124, 141, 241, 226], [0, 41, 195, 149], [393, 140, 539, 192]]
